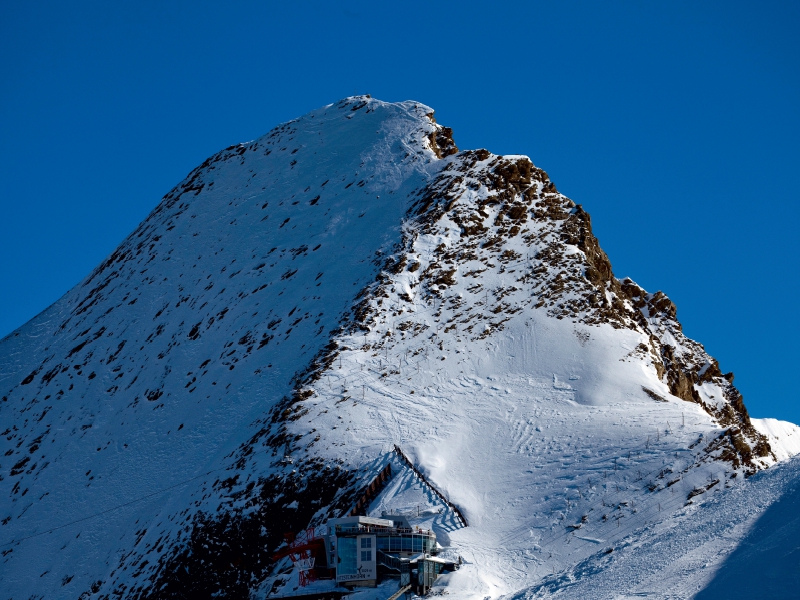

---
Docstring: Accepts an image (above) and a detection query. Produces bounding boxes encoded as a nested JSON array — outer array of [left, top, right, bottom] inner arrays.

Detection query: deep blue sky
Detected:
[[1, 2, 797, 424]]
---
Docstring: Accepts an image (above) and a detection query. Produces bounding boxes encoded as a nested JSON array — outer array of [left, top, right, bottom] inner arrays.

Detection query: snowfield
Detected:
[[508, 454, 800, 599], [0, 97, 796, 599], [751, 418, 800, 463]]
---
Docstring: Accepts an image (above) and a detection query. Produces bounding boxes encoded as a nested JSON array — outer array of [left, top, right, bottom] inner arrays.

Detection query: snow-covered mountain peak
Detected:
[[0, 95, 452, 598], [0, 97, 794, 600]]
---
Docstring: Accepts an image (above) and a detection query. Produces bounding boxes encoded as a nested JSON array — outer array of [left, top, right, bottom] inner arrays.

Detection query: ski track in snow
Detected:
[[508, 454, 800, 600]]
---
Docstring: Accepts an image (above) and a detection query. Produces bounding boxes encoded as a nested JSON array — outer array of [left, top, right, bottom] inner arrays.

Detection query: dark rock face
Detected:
[[428, 126, 459, 159], [562, 205, 614, 289], [140, 461, 356, 600]]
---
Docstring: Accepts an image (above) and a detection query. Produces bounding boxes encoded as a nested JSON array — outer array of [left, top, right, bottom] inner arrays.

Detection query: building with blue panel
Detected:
[[324, 516, 439, 588]]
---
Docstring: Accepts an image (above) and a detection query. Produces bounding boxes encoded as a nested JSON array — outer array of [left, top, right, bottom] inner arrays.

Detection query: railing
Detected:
[[392, 445, 468, 527], [377, 549, 408, 572], [344, 462, 394, 517], [338, 447, 468, 528], [386, 585, 412, 600], [334, 524, 433, 536]]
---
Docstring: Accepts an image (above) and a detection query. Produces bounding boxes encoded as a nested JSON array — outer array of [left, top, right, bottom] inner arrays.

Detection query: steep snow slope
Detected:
[[0, 97, 448, 598], [752, 418, 800, 462], [0, 97, 794, 600], [508, 454, 800, 599]]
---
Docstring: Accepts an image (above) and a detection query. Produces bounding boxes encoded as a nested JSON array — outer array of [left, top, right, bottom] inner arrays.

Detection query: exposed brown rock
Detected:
[[427, 126, 459, 159]]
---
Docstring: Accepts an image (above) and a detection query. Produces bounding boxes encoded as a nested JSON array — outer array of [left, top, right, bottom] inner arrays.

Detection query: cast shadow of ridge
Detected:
[[695, 467, 800, 599]]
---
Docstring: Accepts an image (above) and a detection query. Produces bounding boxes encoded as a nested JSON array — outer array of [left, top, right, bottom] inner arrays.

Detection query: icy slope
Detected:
[[0, 96, 793, 600]]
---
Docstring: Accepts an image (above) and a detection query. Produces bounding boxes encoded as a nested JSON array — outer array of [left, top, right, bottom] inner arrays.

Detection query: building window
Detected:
[[337, 538, 357, 575], [361, 537, 372, 548], [361, 550, 371, 561]]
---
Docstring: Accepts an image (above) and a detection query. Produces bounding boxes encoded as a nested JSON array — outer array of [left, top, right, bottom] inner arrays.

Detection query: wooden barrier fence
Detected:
[[392, 445, 468, 528]]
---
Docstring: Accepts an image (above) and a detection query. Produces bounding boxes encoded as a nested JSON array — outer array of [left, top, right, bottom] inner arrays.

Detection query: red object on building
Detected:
[[272, 527, 329, 587]]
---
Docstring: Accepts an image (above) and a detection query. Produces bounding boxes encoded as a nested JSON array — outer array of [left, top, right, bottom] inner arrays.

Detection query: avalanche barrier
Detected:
[[392, 445, 468, 528]]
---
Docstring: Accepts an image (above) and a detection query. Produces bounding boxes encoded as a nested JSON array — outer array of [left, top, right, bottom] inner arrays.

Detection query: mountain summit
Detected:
[[0, 97, 796, 599]]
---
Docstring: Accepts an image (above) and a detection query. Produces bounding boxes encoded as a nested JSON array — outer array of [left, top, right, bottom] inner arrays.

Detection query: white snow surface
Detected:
[[0, 96, 796, 599], [751, 418, 800, 462], [507, 454, 800, 599]]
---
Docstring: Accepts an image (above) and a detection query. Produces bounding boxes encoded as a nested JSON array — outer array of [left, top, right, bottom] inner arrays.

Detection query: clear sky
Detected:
[[1, 1, 797, 424]]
